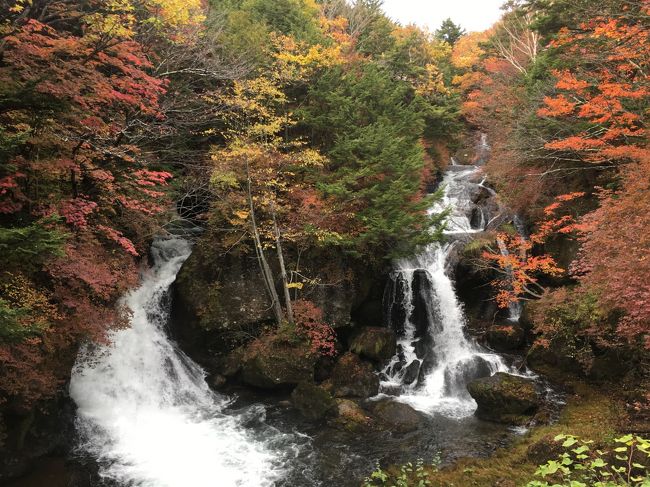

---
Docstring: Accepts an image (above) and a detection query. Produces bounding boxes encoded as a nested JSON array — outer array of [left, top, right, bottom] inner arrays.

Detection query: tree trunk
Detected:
[[246, 160, 284, 325], [271, 203, 294, 325]]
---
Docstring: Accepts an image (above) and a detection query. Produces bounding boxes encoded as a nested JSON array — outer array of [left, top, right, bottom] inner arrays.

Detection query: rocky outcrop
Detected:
[[0, 396, 77, 482], [368, 399, 423, 433], [291, 382, 337, 421], [240, 334, 316, 389], [331, 353, 379, 398], [170, 237, 385, 372], [487, 324, 525, 351], [349, 327, 397, 362], [467, 372, 540, 424]]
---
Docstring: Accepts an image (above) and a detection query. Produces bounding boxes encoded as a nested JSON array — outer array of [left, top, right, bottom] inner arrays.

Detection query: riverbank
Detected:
[[367, 379, 626, 486]]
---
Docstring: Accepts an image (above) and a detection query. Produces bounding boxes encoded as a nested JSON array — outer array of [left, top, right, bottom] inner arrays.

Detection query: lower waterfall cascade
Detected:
[[69, 238, 290, 487], [381, 164, 527, 418]]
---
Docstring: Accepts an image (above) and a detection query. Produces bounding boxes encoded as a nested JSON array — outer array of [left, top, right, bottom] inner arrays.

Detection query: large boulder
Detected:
[[349, 327, 397, 362], [240, 334, 316, 389], [467, 372, 540, 424], [487, 324, 525, 352], [331, 353, 379, 398], [369, 399, 424, 433], [290, 382, 337, 421], [171, 238, 378, 370]]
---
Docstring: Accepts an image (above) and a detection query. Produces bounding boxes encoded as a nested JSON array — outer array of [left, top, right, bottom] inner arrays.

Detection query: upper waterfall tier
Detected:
[[380, 165, 526, 418]]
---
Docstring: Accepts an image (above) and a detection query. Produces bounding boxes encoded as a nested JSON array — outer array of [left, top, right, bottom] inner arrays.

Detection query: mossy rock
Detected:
[[369, 399, 423, 433], [467, 372, 540, 424], [487, 324, 525, 352], [290, 382, 337, 421], [526, 339, 587, 377], [240, 334, 316, 389], [330, 399, 371, 432], [349, 327, 397, 362], [526, 434, 564, 465], [331, 352, 379, 398]]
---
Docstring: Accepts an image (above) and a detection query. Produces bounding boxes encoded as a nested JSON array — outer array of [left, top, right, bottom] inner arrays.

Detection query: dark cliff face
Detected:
[[169, 237, 387, 372], [0, 392, 79, 484]]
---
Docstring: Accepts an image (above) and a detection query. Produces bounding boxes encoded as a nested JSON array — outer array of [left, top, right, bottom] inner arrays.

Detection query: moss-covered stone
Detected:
[[349, 327, 397, 362], [526, 434, 564, 465], [487, 324, 525, 352], [290, 382, 337, 421], [331, 399, 371, 432], [369, 399, 423, 433], [467, 372, 539, 424], [331, 352, 379, 398], [240, 334, 316, 389], [526, 340, 588, 377]]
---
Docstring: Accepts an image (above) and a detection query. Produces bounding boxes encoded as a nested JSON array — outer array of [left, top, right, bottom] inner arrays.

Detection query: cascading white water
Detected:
[[69, 238, 286, 487], [381, 166, 517, 418]]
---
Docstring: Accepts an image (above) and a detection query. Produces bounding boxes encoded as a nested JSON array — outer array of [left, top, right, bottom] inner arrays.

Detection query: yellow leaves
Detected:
[[452, 30, 490, 69], [227, 208, 250, 227], [83, 0, 205, 42], [415, 63, 449, 96], [286, 282, 304, 290], [145, 0, 205, 30], [209, 170, 239, 189], [8, 0, 31, 13], [84, 0, 136, 40], [295, 148, 326, 167], [0, 272, 62, 329]]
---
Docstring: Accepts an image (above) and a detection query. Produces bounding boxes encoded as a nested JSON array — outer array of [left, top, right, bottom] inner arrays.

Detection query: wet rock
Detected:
[[369, 399, 423, 433], [487, 324, 525, 351], [349, 327, 397, 362], [353, 299, 384, 328], [467, 372, 539, 424], [290, 382, 337, 421], [411, 270, 439, 339], [220, 348, 244, 378], [383, 273, 409, 335], [331, 353, 379, 398], [401, 360, 421, 385], [209, 374, 227, 389], [240, 335, 316, 389], [443, 355, 494, 397], [331, 399, 371, 431]]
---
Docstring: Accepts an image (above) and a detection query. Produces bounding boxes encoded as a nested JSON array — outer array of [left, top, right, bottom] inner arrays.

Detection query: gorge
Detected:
[[1, 0, 648, 486]]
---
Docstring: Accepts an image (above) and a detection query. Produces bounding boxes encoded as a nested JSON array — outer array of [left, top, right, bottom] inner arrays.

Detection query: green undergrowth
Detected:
[[363, 381, 623, 486]]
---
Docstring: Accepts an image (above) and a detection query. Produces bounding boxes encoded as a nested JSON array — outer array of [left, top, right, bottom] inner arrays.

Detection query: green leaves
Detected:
[[527, 433, 650, 487], [300, 63, 447, 260]]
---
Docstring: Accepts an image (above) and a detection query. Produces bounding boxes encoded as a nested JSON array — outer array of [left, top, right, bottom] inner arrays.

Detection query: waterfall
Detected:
[[69, 238, 287, 487], [381, 166, 518, 418]]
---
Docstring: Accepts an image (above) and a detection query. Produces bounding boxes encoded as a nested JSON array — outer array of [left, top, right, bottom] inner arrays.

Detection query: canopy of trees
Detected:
[[455, 0, 649, 359], [0, 0, 461, 410]]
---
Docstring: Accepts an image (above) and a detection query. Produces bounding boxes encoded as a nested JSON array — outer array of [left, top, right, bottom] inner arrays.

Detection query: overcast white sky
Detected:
[[381, 0, 505, 33]]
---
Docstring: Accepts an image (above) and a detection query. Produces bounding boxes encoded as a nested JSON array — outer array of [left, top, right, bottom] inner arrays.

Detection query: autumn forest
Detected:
[[0, 0, 648, 486]]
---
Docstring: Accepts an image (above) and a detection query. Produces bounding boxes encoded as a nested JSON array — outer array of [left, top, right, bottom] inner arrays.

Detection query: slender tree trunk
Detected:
[[271, 202, 294, 325], [246, 160, 284, 324]]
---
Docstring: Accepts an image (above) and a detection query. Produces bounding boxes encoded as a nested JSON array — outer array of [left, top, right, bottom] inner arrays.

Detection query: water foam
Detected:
[[70, 238, 286, 487]]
